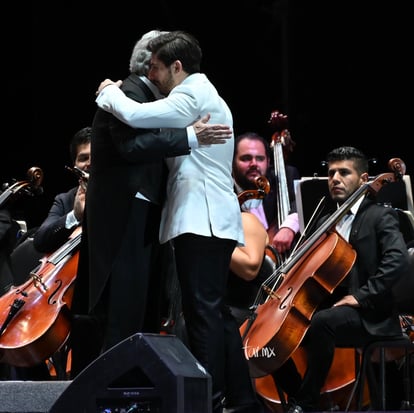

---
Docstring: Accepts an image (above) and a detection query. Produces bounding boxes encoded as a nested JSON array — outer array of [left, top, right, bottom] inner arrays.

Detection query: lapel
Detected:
[[125, 74, 157, 102], [348, 198, 373, 243]]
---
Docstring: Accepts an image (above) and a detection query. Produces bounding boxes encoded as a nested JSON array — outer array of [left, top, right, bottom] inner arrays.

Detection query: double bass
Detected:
[[240, 157, 406, 378], [267, 110, 295, 243]]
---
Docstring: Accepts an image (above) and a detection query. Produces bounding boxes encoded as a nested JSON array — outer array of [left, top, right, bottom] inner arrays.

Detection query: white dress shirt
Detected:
[[335, 196, 363, 241]]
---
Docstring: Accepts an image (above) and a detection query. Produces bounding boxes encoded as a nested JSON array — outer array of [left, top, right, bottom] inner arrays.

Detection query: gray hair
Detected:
[[129, 30, 169, 75]]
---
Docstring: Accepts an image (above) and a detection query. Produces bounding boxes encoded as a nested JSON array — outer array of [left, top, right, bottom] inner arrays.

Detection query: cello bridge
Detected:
[[262, 285, 280, 300], [30, 272, 48, 291]]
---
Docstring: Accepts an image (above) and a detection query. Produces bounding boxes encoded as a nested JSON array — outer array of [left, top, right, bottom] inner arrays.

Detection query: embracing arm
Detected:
[[108, 112, 231, 162], [96, 81, 195, 128]]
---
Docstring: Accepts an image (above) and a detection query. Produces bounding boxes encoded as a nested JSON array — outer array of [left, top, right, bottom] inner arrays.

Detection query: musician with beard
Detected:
[[232, 131, 300, 257], [229, 131, 302, 407]]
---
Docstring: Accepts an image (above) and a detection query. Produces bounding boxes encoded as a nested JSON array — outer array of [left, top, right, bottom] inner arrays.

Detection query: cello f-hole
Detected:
[[48, 280, 64, 305]]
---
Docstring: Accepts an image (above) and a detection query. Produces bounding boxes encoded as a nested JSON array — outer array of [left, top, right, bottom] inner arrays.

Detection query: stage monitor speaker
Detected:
[[48, 333, 212, 413]]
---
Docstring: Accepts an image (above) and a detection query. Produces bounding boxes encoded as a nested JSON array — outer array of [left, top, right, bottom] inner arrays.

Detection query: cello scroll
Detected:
[[238, 175, 270, 206], [0, 167, 43, 207]]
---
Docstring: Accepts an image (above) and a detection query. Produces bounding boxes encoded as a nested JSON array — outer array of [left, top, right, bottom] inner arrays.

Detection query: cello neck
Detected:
[[283, 168, 403, 275]]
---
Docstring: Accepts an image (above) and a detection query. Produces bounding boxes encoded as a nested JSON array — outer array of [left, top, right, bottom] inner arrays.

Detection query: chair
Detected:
[[9, 235, 43, 286], [344, 332, 414, 411], [393, 247, 414, 315], [344, 245, 414, 411]]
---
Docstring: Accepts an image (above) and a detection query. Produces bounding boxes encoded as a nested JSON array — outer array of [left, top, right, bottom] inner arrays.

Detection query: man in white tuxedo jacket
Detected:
[[96, 31, 262, 413]]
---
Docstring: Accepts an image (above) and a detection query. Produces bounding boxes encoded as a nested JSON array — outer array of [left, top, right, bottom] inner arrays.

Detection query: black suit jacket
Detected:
[[84, 74, 190, 312], [33, 187, 77, 253], [320, 197, 409, 336]]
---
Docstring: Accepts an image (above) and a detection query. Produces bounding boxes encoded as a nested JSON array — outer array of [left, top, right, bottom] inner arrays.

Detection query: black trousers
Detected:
[[70, 199, 163, 377], [173, 233, 261, 412], [294, 305, 390, 410]]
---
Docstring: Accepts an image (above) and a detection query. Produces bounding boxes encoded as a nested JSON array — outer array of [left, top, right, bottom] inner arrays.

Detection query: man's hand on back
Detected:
[[193, 114, 232, 146]]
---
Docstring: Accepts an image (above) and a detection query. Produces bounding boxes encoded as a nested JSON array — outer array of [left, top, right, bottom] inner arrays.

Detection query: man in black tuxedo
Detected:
[[69, 30, 232, 379]]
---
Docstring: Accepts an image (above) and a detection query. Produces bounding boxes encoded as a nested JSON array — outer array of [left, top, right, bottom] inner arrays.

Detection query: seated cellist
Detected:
[[285, 146, 409, 413]]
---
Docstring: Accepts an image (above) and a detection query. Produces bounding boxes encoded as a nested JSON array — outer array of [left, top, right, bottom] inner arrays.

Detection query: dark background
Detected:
[[4, 0, 412, 228]]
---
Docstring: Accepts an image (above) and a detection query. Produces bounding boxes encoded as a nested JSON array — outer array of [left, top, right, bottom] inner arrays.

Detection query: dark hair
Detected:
[[326, 146, 368, 175], [148, 30, 202, 74], [70, 127, 91, 163], [234, 132, 271, 159]]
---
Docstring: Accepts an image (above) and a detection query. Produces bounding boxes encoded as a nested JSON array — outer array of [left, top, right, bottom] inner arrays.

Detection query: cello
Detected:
[[0, 167, 86, 368], [238, 175, 271, 206], [0, 226, 81, 367], [238, 173, 367, 411], [240, 157, 406, 378]]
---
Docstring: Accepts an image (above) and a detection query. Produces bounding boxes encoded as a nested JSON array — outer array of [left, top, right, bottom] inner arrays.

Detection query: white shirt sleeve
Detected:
[[279, 212, 300, 234], [65, 210, 80, 229], [186, 126, 198, 149]]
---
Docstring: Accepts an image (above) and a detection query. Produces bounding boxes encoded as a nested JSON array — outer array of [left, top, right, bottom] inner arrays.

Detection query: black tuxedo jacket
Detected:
[[83, 74, 190, 312]]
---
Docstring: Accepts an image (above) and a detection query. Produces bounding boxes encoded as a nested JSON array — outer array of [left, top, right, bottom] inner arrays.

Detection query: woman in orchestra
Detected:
[[229, 131, 303, 409]]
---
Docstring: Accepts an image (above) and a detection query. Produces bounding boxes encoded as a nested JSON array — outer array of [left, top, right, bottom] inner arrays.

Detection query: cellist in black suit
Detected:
[[33, 127, 91, 254], [286, 146, 409, 413]]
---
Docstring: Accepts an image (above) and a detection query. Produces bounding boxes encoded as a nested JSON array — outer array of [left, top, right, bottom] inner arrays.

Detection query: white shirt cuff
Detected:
[[280, 212, 300, 234], [66, 210, 80, 229], [186, 126, 198, 149]]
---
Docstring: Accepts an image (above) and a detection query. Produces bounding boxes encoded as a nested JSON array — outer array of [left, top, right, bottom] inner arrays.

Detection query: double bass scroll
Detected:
[[268, 110, 293, 233]]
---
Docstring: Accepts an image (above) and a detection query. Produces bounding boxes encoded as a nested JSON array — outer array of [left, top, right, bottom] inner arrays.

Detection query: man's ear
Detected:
[[173, 60, 182, 73], [361, 172, 369, 183]]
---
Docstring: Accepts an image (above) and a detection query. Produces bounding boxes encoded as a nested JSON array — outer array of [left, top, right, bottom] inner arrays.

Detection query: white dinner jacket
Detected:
[[96, 73, 244, 245]]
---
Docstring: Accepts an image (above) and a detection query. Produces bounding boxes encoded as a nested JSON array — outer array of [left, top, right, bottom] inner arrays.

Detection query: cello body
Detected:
[[240, 230, 356, 377], [255, 347, 366, 412], [0, 227, 81, 367]]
